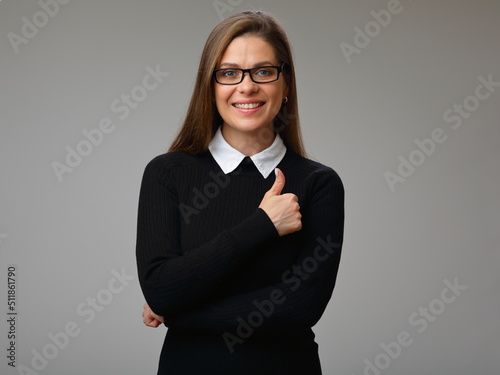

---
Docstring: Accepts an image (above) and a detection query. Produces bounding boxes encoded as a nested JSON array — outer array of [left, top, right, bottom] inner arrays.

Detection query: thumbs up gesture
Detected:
[[259, 168, 302, 236]]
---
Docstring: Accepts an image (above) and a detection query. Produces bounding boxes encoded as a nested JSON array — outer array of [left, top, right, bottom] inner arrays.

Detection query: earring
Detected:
[[283, 96, 288, 104]]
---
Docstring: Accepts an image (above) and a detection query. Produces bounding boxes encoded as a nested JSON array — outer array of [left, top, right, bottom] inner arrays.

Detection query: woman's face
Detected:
[[214, 35, 288, 138]]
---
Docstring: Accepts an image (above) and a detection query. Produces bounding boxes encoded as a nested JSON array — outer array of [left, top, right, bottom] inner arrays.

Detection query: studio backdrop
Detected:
[[1, 1, 499, 374]]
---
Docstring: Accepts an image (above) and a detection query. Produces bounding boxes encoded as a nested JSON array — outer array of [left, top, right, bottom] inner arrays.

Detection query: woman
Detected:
[[136, 10, 344, 375]]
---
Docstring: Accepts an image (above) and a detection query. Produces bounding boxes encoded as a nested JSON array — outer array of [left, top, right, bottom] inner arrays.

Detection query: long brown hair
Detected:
[[169, 11, 305, 157]]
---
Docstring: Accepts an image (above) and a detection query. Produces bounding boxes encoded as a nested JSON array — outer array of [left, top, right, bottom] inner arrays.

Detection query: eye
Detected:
[[221, 69, 238, 78], [254, 68, 273, 77]]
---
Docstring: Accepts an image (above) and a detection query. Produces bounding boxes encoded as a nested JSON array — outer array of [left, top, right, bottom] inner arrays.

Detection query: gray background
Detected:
[[1, 0, 499, 374]]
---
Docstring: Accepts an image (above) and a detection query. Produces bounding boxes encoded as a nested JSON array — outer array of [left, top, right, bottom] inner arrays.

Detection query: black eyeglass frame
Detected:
[[213, 63, 285, 85]]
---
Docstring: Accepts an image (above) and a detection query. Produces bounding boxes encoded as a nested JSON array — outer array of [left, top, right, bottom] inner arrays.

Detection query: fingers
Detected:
[[285, 193, 302, 232], [266, 168, 285, 196], [142, 302, 164, 328], [258, 168, 301, 236], [145, 318, 161, 328], [143, 311, 161, 327], [284, 192, 299, 203]]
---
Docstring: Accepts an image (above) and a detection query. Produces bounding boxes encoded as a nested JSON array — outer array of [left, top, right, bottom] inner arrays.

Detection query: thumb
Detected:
[[267, 168, 285, 196]]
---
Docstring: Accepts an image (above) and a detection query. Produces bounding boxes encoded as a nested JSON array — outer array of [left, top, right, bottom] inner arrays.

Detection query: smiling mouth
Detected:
[[233, 102, 264, 109]]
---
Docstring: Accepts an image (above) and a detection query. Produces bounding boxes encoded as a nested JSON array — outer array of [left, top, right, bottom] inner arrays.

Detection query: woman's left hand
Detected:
[[142, 303, 164, 327]]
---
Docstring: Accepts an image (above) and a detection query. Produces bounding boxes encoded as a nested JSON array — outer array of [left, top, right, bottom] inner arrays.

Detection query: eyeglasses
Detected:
[[213, 64, 284, 85]]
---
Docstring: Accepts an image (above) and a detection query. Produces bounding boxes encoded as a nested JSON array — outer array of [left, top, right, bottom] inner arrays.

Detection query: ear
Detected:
[[283, 85, 289, 100]]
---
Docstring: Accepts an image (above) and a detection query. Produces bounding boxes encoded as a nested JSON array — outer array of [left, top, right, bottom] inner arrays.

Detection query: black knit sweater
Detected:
[[136, 149, 344, 375]]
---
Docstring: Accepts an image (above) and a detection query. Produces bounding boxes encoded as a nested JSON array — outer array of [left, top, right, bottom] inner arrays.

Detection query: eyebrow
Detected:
[[218, 61, 276, 68]]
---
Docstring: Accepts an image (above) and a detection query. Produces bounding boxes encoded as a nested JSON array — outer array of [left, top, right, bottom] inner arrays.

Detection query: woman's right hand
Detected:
[[142, 303, 164, 328], [259, 168, 302, 236]]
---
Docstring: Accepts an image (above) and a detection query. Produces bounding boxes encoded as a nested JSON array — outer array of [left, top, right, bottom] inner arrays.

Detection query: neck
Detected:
[[221, 124, 275, 156]]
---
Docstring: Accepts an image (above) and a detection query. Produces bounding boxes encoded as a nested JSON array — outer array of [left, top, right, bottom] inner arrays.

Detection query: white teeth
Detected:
[[234, 103, 262, 109]]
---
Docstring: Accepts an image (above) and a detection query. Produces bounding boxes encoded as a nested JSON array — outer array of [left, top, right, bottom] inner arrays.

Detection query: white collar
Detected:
[[208, 127, 287, 178]]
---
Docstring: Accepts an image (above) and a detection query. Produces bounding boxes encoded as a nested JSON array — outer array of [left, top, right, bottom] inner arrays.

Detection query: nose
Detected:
[[237, 72, 258, 93]]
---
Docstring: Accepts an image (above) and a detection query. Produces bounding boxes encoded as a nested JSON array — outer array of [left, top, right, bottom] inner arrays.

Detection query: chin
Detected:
[[226, 122, 273, 134]]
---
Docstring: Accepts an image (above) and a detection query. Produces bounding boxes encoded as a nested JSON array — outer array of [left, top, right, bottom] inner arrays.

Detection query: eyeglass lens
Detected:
[[215, 67, 279, 84]]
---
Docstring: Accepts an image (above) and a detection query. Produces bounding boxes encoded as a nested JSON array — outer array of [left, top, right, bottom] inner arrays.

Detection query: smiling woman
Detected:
[[214, 36, 288, 155], [168, 10, 304, 157], [136, 10, 344, 375]]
